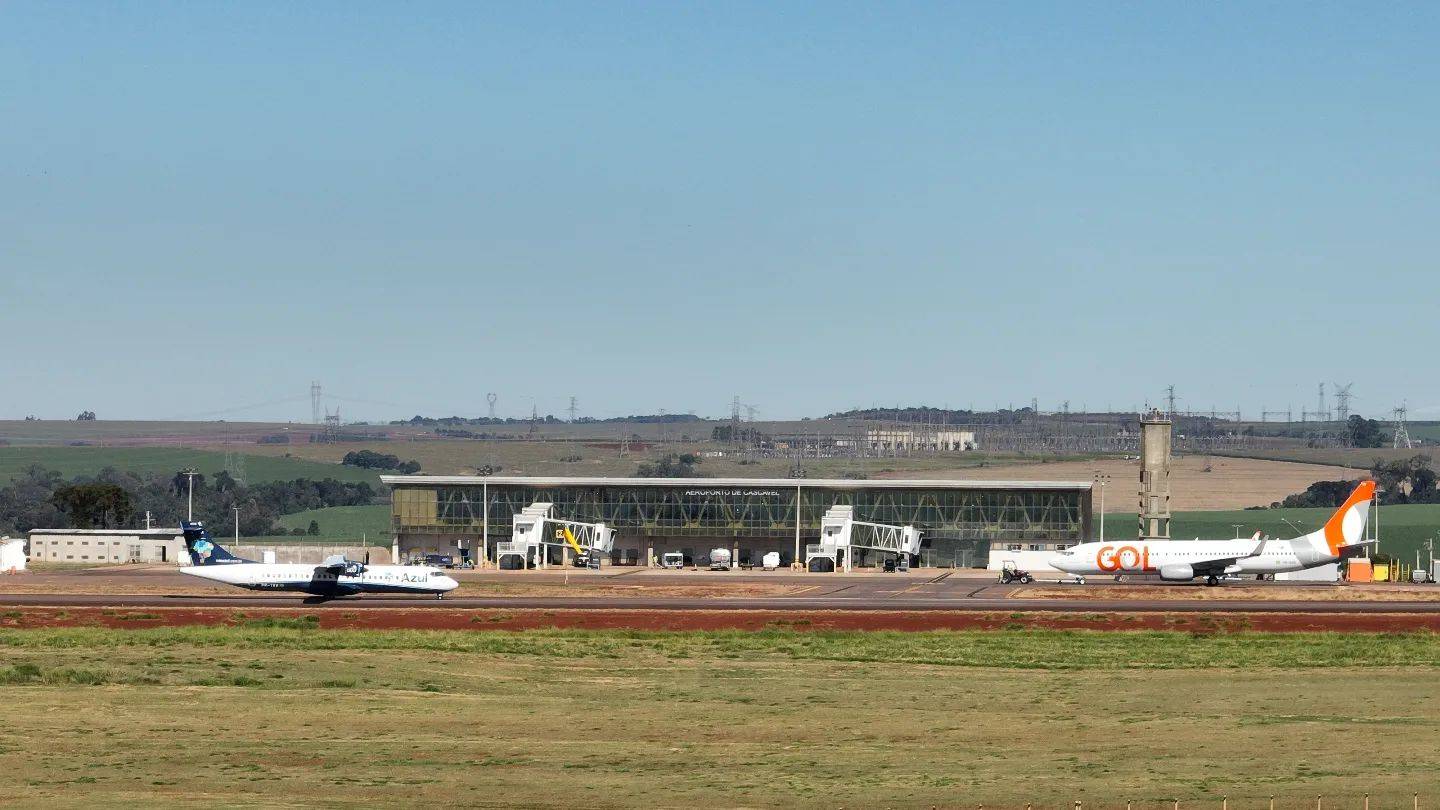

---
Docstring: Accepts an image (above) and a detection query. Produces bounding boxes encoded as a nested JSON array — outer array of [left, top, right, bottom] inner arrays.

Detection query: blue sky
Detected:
[[3, 2, 1437, 422]]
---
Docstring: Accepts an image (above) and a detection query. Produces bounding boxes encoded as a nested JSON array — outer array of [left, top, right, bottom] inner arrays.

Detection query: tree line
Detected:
[[341, 450, 421, 474], [0, 466, 377, 537], [1275, 455, 1438, 508]]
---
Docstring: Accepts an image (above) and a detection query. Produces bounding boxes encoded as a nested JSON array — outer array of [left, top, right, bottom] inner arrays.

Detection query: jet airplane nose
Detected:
[[1047, 555, 1071, 572]]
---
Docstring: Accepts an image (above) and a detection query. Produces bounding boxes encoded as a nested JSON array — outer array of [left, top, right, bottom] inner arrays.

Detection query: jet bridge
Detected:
[[495, 502, 615, 570], [805, 506, 922, 572]]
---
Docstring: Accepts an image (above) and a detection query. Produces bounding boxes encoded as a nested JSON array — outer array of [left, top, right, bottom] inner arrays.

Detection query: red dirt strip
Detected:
[[0, 607, 1435, 633]]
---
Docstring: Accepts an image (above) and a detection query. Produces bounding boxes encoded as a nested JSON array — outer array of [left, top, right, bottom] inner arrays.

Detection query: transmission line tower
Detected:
[[1164, 386, 1177, 417], [567, 397, 578, 423], [1393, 405, 1413, 449], [1333, 383, 1354, 422]]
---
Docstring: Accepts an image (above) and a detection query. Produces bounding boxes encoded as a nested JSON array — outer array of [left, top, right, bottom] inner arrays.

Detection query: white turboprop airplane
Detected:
[[1049, 480, 1376, 586], [178, 522, 459, 600]]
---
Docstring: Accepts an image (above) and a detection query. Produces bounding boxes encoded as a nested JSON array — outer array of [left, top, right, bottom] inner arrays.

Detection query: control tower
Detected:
[[1138, 409, 1172, 540]]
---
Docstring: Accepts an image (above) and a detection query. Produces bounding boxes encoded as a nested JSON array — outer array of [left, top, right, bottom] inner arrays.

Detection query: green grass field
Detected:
[[0, 627, 1437, 807], [267, 504, 392, 543], [1105, 502, 1440, 564], [0, 446, 379, 486]]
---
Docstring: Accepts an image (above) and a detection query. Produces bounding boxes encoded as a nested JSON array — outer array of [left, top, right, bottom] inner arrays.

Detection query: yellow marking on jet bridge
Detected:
[[560, 527, 584, 556]]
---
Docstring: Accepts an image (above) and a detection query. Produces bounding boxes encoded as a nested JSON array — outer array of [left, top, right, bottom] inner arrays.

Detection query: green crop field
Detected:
[[0, 446, 380, 486], [1406, 422, 1440, 442], [0, 627, 1437, 807], [271, 504, 392, 542], [1105, 502, 1440, 564]]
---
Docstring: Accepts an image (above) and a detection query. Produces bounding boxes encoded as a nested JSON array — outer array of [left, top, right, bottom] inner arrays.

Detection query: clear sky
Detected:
[[3, 2, 1437, 423]]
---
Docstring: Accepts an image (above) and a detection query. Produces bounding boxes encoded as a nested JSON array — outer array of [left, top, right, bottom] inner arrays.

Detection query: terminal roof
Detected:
[[379, 475, 1092, 490]]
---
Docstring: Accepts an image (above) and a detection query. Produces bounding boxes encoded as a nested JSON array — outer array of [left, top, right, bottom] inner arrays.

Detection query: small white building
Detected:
[[26, 528, 187, 565], [0, 538, 25, 572], [986, 542, 1070, 575]]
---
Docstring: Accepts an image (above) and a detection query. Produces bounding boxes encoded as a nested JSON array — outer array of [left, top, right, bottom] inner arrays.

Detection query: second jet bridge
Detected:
[[496, 502, 616, 570], [805, 505, 922, 573]]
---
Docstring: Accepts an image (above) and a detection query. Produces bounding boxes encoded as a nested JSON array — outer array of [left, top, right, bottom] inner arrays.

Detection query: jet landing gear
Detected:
[[1205, 574, 1220, 587], [436, 593, 445, 600]]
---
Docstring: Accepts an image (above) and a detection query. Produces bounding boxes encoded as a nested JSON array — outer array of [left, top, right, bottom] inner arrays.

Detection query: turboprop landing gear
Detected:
[[1205, 574, 1220, 587]]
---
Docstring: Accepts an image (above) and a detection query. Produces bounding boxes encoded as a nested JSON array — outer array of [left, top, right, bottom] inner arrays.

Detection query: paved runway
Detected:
[[3, 565, 1436, 613], [3, 592, 1438, 614]]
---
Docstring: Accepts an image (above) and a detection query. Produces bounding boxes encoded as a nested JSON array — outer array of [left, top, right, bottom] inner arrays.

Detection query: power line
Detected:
[[162, 394, 310, 421]]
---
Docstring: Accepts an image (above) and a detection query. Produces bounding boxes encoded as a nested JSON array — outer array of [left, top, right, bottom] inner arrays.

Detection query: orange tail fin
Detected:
[[1320, 480, 1376, 556]]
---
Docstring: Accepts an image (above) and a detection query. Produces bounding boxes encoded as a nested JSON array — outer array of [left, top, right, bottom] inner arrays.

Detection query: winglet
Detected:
[[1246, 535, 1269, 559]]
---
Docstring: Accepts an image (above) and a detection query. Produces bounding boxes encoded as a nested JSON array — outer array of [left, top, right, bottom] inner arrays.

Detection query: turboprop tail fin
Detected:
[[181, 521, 253, 566]]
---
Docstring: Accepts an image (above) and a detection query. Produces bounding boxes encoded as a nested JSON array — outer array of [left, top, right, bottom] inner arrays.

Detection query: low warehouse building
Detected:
[[382, 475, 1093, 568], [27, 528, 187, 564]]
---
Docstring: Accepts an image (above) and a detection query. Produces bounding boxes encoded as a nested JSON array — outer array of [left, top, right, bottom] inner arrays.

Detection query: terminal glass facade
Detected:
[[392, 479, 1090, 563]]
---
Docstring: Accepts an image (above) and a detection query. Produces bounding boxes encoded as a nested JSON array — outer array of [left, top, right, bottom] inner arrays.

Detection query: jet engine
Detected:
[[1158, 564, 1195, 582]]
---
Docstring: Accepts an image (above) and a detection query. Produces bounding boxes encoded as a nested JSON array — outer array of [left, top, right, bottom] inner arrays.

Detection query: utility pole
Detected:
[[1093, 472, 1111, 542], [729, 395, 742, 453], [234, 506, 240, 542], [182, 470, 199, 522]]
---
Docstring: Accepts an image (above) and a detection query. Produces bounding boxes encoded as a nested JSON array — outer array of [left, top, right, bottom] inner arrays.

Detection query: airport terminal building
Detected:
[[382, 475, 1093, 568]]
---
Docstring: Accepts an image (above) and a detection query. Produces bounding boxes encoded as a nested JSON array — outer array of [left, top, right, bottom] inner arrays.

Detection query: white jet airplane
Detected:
[[1049, 480, 1376, 586], [178, 522, 459, 600]]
